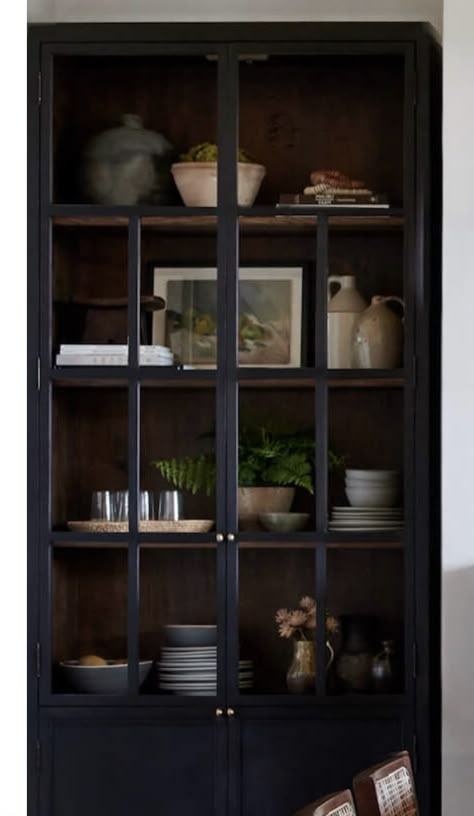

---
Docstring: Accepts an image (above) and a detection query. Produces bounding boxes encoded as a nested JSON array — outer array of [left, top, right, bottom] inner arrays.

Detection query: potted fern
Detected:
[[151, 421, 343, 528]]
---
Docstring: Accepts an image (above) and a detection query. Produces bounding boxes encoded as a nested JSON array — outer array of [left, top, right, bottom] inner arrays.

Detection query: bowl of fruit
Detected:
[[59, 655, 153, 694], [171, 142, 265, 207]]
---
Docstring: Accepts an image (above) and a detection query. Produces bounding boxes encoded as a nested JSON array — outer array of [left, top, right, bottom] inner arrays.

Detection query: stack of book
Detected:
[[279, 169, 389, 207], [55, 344, 174, 366]]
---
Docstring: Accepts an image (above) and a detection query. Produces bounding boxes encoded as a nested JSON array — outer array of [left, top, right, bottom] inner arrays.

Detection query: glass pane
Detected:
[[52, 546, 128, 695], [327, 222, 405, 370], [239, 54, 404, 207], [328, 385, 404, 529], [143, 219, 218, 367], [52, 55, 218, 206], [238, 384, 316, 532], [327, 548, 404, 695], [239, 547, 316, 695], [139, 546, 217, 696], [52, 385, 128, 531], [239, 221, 312, 368], [53, 222, 128, 364], [140, 385, 217, 530]]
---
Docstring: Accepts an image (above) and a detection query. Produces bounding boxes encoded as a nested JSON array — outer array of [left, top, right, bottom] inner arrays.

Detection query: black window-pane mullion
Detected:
[[315, 216, 329, 695], [219, 46, 239, 703], [127, 216, 140, 695]]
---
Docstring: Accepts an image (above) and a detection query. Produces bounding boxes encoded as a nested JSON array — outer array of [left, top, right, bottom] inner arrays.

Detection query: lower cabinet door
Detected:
[[229, 709, 410, 816], [39, 708, 224, 816]]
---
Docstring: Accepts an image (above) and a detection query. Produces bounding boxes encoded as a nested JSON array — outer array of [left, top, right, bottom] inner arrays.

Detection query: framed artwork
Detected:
[[152, 266, 303, 367]]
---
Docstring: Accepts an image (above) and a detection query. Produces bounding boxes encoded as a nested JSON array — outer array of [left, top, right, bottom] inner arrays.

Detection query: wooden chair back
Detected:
[[294, 789, 357, 816], [352, 751, 418, 816]]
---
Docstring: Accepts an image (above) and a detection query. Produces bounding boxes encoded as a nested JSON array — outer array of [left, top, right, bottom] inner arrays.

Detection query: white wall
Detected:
[[442, 0, 474, 812], [27, 0, 442, 32]]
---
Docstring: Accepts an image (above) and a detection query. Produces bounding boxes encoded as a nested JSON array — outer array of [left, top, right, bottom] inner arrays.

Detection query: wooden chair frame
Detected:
[[353, 751, 418, 816]]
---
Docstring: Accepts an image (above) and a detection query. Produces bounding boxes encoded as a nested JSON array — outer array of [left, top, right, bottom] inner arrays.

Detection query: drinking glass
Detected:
[[140, 490, 156, 521], [158, 490, 183, 521], [112, 490, 157, 521], [90, 490, 114, 521], [114, 490, 129, 522]]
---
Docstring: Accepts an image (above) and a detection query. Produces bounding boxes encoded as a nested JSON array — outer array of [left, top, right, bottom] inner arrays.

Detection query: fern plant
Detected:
[[151, 421, 344, 496], [150, 454, 216, 496]]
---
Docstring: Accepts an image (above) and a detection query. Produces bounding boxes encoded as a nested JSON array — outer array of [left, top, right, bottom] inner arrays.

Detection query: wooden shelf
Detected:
[[51, 532, 218, 548], [50, 367, 404, 389], [51, 210, 404, 234], [50, 367, 217, 388]]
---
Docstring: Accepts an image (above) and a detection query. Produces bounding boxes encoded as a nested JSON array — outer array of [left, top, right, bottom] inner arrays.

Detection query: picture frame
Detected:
[[152, 266, 303, 368]]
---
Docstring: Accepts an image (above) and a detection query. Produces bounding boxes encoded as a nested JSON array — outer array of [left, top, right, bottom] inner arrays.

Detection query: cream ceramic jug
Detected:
[[352, 295, 405, 368], [327, 275, 366, 368]]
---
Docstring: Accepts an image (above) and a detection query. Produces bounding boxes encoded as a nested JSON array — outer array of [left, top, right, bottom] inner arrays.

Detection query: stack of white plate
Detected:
[[158, 647, 254, 695], [329, 506, 403, 531], [345, 469, 400, 508]]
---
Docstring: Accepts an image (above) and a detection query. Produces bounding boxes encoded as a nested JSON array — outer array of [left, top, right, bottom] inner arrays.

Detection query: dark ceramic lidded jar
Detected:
[[82, 114, 176, 205], [334, 615, 376, 693]]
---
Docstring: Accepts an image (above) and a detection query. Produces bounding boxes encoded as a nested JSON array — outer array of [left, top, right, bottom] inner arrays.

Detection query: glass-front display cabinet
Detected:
[[28, 23, 440, 816]]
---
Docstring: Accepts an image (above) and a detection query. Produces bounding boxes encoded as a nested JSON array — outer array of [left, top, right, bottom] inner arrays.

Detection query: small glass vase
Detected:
[[371, 639, 395, 693], [286, 639, 315, 694]]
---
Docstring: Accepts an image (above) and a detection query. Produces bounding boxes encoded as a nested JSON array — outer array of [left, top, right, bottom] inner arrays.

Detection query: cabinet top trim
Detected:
[[27, 21, 437, 46]]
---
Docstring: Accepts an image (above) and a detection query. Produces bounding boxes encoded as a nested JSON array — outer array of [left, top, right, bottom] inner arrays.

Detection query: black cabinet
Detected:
[[40, 710, 225, 816], [28, 21, 440, 816], [234, 711, 409, 816]]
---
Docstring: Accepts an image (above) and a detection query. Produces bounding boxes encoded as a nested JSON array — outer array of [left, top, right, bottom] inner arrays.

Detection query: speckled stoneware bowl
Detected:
[[258, 512, 310, 533], [60, 660, 153, 694]]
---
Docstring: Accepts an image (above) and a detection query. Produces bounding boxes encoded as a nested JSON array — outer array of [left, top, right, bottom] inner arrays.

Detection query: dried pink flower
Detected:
[[299, 596, 316, 612], [278, 621, 294, 638], [275, 608, 290, 624], [306, 608, 316, 629], [288, 609, 308, 627]]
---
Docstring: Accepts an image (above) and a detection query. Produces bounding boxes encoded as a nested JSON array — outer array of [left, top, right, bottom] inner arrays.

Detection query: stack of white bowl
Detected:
[[329, 468, 403, 531], [345, 469, 400, 507]]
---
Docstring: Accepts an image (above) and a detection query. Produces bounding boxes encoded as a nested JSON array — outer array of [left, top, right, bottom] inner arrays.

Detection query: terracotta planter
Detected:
[[238, 486, 295, 530]]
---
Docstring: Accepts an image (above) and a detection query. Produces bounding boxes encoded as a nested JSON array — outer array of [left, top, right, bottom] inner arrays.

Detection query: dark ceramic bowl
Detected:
[[164, 625, 217, 647], [59, 660, 153, 694]]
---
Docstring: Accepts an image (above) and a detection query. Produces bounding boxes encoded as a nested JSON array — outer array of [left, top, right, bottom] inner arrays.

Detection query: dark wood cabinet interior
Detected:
[[29, 21, 440, 816]]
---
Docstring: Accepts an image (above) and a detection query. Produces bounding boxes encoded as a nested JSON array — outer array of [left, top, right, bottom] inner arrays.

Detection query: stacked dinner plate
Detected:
[[158, 646, 254, 695], [329, 506, 404, 532]]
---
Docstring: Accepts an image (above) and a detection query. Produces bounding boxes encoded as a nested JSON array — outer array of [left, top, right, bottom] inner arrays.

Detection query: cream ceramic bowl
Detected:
[[345, 484, 399, 508], [171, 161, 266, 207], [345, 469, 399, 482]]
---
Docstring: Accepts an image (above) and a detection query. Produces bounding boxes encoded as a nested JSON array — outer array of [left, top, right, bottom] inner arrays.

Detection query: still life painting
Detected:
[[153, 266, 303, 367]]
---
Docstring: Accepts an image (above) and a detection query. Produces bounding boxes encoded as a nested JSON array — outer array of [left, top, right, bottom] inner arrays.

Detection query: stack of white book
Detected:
[[55, 344, 174, 366]]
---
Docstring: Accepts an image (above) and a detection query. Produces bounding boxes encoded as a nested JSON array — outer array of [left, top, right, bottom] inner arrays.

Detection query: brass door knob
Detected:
[[227, 707, 235, 717], [216, 708, 224, 717], [227, 533, 235, 542], [216, 533, 224, 543]]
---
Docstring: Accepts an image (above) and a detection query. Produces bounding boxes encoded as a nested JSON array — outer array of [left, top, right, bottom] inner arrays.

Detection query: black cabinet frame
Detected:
[[27, 22, 441, 816]]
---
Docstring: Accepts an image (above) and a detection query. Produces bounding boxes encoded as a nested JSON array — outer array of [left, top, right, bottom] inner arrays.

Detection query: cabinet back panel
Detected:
[[239, 55, 404, 205], [53, 56, 218, 203]]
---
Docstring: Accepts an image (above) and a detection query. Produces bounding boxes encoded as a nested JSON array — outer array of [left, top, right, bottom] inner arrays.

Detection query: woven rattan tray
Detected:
[[67, 520, 215, 534]]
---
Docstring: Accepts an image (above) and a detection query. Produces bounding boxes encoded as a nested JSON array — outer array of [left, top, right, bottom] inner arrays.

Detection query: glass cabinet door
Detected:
[[51, 52, 218, 206]]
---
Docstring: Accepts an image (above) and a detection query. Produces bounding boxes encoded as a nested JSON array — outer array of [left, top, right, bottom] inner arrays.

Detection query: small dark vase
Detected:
[[335, 615, 376, 693], [371, 640, 395, 693]]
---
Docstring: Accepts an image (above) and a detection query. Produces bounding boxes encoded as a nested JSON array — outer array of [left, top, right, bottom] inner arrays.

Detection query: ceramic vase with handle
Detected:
[[352, 295, 405, 369], [327, 275, 366, 368], [286, 638, 335, 694]]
